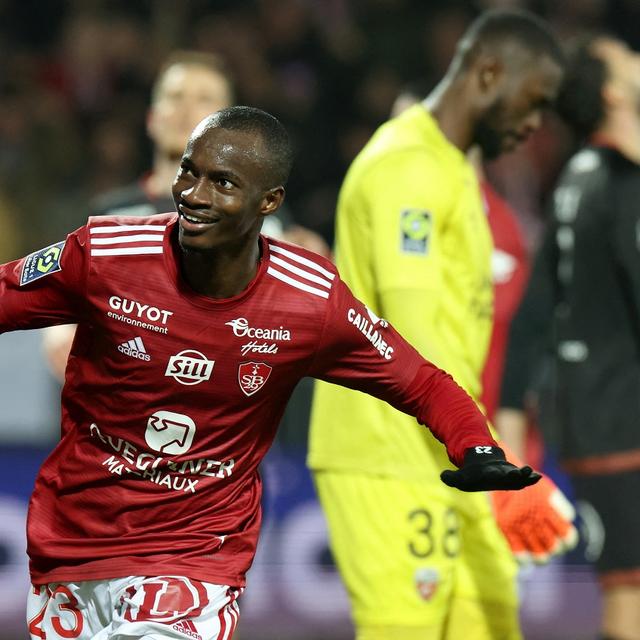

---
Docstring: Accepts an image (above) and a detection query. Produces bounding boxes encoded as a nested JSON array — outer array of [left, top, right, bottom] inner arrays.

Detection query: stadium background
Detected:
[[0, 1, 635, 638]]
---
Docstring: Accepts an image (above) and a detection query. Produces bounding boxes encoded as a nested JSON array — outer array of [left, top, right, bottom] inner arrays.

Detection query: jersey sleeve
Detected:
[[307, 276, 497, 467], [0, 226, 89, 333], [341, 150, 460, 368]]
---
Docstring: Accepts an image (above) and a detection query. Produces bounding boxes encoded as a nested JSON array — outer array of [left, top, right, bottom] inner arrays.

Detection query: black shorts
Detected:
[[572, 469, 640, 584]]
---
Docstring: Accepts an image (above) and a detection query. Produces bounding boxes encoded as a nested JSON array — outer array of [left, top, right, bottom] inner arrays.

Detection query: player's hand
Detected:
[[440, 446, 541, 492], [491, 476, 578, 564]]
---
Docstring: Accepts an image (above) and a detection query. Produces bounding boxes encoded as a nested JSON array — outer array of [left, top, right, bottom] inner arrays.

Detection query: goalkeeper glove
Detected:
[[491, 474, 578, 564], [440, 446, 541, 492]]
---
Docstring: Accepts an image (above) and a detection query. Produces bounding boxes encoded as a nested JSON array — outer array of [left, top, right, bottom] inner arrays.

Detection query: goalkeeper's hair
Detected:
[[555, 35, 608, 139], [453, 8, 564, 72]]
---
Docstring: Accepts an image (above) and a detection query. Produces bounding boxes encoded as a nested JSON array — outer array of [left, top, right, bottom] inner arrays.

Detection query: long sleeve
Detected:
[[308, 277, 497, 467], [0, 227, 89, 333]]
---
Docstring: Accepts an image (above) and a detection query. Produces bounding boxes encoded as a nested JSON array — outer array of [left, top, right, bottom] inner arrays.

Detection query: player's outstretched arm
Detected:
[[440, 445, 541, 492]]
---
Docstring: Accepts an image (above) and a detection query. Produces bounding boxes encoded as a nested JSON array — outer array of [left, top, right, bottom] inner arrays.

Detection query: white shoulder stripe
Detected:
[[90, 233, 165, 245], [267, 266, 330, 298], [91, 246, 164, 256], [269, 244, 335, 280], [270, 255, 332, 289], [90, 224, 167, 234]]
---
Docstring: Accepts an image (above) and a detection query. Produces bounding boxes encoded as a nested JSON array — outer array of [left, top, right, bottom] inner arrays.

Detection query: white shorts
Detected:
[[27, 575, 243, 640]]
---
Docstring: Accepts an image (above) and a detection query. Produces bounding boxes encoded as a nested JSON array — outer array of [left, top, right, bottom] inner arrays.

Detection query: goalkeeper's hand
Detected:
[[491, 474, 578, 564], [440, 446, 541, 492]]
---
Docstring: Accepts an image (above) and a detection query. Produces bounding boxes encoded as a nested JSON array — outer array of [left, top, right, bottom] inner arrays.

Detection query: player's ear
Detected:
[[475, 56, 504, 104], [602, 78, 626, 109], [260, 187, 285, 218], [146, 106, 158, 142]]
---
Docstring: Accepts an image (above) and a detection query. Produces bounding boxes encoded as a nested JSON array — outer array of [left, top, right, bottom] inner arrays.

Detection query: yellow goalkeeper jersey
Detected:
[[308, 104, 493, 484]]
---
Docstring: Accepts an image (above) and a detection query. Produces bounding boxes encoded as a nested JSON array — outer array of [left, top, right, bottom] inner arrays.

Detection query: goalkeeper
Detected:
[[308, 9, 576, 640]]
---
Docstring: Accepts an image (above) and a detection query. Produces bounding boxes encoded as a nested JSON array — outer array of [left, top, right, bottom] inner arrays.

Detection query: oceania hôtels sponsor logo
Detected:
[[225, 317, 291, 340]]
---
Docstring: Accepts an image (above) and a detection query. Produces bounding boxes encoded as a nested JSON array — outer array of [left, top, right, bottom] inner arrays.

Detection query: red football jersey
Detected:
[[479, 180, 530, 421], [0, 213, 496, 586]]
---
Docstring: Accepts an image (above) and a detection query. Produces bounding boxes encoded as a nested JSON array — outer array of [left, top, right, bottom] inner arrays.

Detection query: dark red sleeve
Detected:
[[308, 277, 498, 467], [0, 226, 89, 333]]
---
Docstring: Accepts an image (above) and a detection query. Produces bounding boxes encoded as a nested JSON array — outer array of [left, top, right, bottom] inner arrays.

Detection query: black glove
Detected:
[[440, 446, 541, 492]]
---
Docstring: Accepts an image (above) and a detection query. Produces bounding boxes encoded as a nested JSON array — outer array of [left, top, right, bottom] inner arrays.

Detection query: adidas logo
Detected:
[[172, 620, 202, 640], [117, 336, 151, 361]]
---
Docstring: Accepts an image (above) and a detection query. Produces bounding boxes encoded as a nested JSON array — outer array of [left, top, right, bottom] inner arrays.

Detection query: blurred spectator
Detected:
[[92, 51, 235, 218], [497, 35, 640, 640]]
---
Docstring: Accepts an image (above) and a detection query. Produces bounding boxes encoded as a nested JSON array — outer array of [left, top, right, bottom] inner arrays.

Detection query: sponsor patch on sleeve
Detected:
[[20, 241, 66, 286], [400, 209, 432, 255]]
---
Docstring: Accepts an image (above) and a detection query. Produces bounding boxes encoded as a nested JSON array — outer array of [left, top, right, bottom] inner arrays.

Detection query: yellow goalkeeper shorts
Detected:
[[314, 470, 521, 640]]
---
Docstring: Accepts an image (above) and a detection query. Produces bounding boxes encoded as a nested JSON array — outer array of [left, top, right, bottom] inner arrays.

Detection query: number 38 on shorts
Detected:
[[408, 506, 461, 559]]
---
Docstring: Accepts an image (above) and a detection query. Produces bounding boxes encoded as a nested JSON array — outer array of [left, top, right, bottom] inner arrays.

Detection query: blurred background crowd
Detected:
[[1, 0, 639, 262]]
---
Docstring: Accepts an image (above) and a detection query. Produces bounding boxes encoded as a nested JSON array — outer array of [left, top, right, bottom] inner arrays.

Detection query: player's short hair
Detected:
[[455, 9, 564, 71], [555, 36, 608, 138], [151, 50, 235, 104], [207, 106, 294, 188]]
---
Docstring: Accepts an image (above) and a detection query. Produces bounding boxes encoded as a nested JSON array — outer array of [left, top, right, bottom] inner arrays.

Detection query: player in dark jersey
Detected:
[[497, 36, 640, 640], [0, 106, 538, 640]]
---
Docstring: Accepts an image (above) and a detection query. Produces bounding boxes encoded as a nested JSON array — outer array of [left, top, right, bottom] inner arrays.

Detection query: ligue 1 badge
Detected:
[[238, 362, 272, 396], [20, 241, 66, 285]]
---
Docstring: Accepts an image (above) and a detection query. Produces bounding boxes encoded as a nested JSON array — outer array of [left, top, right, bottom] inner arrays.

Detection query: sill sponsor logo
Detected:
[[165, 350, 215, 385]]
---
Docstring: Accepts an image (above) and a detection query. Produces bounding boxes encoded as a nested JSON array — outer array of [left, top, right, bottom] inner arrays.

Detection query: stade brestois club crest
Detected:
[[238, 362, 272, 396]]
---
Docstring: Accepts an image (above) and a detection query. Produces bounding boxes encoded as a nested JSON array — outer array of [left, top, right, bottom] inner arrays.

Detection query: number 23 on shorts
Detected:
[[29, 585, 84, 639]]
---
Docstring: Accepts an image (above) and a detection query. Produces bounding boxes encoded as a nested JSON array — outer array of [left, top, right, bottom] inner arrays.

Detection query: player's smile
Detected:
[[178, 203, 220, 234]]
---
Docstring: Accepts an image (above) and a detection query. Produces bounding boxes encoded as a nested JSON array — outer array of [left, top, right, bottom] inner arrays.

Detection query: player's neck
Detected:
[[180, 237, 262, 299], [595, 110, 640, 164], [423, 76, 474, 154]]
